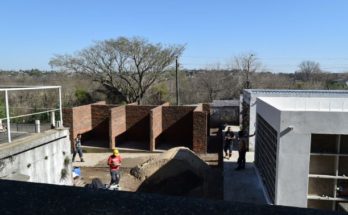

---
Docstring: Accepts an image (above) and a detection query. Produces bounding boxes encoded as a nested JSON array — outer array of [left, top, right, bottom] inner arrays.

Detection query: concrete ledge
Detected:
[[0, 179, 341, 215], [0, 129, 69, 159]]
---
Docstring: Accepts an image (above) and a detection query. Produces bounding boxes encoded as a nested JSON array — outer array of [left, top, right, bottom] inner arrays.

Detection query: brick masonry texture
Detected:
[[150, 105, 163, 151], [123, 105, 156, 143], [193, 105, 208, 153], [64, 102, 209, 153], [158, 106, 196, 148], [110, 106, 126, 148]]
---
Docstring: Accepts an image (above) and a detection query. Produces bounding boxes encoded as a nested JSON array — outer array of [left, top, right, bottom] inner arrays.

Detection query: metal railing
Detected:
[[0, 86, 62, 143]]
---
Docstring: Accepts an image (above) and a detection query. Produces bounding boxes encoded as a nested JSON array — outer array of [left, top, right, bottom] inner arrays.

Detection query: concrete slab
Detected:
[[223, 151, 267, 205]]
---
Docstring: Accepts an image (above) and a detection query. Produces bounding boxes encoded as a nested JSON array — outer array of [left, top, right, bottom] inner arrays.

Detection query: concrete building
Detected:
[[255, 96, 348, 211], [210, 100, 240, 127], [242, 89, 348, 151]]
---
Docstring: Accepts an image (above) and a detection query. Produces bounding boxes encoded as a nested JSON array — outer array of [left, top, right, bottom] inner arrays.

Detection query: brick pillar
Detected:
[[192, 111, 208, 154]]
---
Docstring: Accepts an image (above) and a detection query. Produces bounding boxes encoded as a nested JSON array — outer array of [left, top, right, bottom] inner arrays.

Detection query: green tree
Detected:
[[75, 89, 93, 105]]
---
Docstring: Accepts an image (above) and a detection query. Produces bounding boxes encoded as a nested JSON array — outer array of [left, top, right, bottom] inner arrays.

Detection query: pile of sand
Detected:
[[130, 147, 210, 195]]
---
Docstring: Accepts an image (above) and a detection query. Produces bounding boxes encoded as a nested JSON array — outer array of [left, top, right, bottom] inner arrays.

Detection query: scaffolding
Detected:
[[0, 86, 62, 143]]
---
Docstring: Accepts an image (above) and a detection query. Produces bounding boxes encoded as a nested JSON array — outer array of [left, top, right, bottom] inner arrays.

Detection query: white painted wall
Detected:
[[256, 97, 348, 208], [0, 129, 72, 185], [244, 90, 348, 151]]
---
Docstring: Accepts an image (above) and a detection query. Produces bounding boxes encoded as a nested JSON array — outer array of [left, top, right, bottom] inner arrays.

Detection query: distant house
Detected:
[[210, 100, 240, 127]]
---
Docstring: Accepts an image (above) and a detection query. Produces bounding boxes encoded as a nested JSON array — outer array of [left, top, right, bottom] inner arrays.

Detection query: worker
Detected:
[[72, 134, 84, 162], [235, 130, 255, 170], [224, 127, 235, 159], [107, 148, 122, 186]]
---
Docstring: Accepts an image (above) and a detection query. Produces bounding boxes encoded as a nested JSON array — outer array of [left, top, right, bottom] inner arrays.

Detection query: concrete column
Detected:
[[5, 90, 11, 143], [55, 121, 61, 128], [59, 87, 63, 126], [50, 111, 55, 128], [35, 120, 41, 133]]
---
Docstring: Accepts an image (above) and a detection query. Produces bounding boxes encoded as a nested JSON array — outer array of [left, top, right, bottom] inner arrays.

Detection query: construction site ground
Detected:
[[73, 151, 223, 200], [72, 127, 267, 204]]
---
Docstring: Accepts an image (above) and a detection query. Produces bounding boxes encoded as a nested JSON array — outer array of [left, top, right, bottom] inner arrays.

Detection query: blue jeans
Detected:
[[72, 147, 83, 161], [110, 170, 120, 185]]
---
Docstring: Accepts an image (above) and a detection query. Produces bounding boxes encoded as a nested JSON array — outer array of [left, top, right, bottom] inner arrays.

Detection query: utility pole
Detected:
[[175, 56, 180, 105]]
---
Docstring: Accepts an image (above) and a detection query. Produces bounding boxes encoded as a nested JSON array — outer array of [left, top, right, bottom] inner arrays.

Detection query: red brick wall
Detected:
[[110, 106, 126, 148], [193, 106, 208, 154], [123, 105, 156, 142], [63, 108, 73, 130], [202, 103, 211, 136], [86, 105, 111, 141], [159, 106, 195, 147], [150, 105, 163, 151], [71, 104, 93, 141], [64, 101, 208, 153]]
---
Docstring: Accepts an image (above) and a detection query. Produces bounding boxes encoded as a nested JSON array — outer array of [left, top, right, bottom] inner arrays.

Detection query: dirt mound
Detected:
[[130, 147, 210, 196]]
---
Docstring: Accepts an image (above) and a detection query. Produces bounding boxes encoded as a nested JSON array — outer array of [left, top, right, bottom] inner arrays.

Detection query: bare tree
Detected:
[[296, 60, 322, 82], [50, 37, 184, 104], [233, 53, 260, 89], [197, 71, 224, 102]]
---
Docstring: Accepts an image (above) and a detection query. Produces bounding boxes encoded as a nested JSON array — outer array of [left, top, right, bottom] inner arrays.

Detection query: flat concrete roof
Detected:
[[245, 89, 348, 95], [258, 97, 348, 112]]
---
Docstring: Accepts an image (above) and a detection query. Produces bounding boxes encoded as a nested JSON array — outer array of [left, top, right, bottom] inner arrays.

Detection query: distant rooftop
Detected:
[[245, 89, 348, 95], [258, 97, 348, 112], [212, 100, 239, 107]]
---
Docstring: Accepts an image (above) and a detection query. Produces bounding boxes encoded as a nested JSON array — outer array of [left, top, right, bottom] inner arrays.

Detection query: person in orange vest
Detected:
[[107, 148, 122, 186]]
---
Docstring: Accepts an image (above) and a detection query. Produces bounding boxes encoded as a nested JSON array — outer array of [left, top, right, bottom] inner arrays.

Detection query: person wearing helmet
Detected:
[[107, 148, 122, 186]]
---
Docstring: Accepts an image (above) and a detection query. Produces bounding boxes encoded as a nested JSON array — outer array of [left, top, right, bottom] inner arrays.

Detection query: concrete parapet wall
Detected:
[[0, 129, 72, 185]]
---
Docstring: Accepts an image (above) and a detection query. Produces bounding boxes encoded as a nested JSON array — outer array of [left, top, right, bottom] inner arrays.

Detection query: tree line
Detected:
[[1, 36, 348, 112]]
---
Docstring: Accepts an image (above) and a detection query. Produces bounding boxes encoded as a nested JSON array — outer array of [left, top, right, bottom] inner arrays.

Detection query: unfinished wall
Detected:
[[63, 104, 92, 144], [122, 105, 156, 143], [158, 106, 195, 149], [192, 104, 208, 153], [109, 106, 126, 149], [90, 105, 110, 136], [126, 105, 156, 130], [65, 101, 209, 153], [63, 102, 116, 148], [149, 103, 170, 151]]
